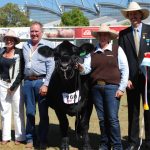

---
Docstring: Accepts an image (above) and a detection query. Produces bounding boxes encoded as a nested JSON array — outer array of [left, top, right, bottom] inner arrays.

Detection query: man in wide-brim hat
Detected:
[[121, 1, 149, 20], [119, 1, 150, 150]]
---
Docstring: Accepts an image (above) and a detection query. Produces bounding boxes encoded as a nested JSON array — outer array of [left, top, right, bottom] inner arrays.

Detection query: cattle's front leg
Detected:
[[78, 104, 93, 150], [55, 109, 69, 150]]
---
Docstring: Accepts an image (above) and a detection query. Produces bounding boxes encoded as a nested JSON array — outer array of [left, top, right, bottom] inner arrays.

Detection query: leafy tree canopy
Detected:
[[60, 8, 89, 26], [0, 3, 31, 27]]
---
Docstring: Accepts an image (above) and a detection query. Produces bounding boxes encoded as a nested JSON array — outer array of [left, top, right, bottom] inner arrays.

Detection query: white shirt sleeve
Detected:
[[118, 46, 129, 92], [80, 54, 92, 75]]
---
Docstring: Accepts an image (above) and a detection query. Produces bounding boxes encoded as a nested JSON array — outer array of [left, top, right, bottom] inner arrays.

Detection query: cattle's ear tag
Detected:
[[80, 51, 86, 57]]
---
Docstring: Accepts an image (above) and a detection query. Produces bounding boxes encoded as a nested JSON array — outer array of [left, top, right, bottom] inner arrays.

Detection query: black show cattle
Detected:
[[46, 41, 94, 150]]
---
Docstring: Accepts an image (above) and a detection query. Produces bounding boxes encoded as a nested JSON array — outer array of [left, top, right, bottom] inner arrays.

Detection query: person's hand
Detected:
[[115, 90, 124, 99], [127, 80, 134, 90], [75, 63, 84, 72], [7, 88, 13, 94], [39, 85, 48, 96]]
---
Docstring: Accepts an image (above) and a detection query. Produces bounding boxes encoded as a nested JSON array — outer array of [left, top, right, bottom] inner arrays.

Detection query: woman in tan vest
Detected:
[[78, 24, 129, 150]]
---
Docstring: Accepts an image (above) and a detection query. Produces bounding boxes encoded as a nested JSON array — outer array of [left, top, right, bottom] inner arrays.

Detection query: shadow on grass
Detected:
[[122, 136, 147, 150], [45, 124, 130, 150], [47, 125, 130, 149], [35, 123, 100, 149], [42, 124, 128, 150], [0, 125, 128, 150], [34, 123, 100, 149]]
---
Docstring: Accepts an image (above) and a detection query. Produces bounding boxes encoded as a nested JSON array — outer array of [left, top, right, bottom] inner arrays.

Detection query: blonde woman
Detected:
[[0, 30, 25, 145]]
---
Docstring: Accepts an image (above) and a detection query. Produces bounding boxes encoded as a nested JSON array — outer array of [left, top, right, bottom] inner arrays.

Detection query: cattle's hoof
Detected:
[[82, 142, 92, 150], [61, 148, 69, 150], [60, 137, 69, 150], [82, 145, 92, 150]]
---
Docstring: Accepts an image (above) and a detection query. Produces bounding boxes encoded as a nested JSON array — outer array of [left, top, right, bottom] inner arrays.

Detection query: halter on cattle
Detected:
[[55, 54, 80, 80], [54, 40, 82, 80]]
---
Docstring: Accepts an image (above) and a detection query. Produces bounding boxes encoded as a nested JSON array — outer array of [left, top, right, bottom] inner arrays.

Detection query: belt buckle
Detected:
[[97, 80, 106, 85]]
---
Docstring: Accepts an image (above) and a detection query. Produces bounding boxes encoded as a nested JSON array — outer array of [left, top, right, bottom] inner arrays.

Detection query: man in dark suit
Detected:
[[119, 1, 150, 150]]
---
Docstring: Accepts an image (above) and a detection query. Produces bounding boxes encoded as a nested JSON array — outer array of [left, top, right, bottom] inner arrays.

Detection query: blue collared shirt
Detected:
[[23, 39, 55, 86], [81, 43, 129, 92]]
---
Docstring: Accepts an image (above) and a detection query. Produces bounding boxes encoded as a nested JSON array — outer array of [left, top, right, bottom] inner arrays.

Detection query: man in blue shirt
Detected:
[[22, 21, 55, 149]]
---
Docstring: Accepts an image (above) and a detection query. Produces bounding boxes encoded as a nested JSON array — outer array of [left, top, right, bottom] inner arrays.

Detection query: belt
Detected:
[[97, 80, 108, 85], [25, 75, 46, 81], [0, 78, 11, 83]]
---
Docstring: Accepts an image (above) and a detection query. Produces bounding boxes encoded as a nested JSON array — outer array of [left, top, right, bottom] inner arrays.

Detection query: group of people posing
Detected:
[[0, 1, 150, 150]]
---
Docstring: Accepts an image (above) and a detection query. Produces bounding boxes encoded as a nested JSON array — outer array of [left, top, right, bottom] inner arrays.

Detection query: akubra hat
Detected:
[[3, 29, 20, 44], [121, 1, 149, 20], [91, 24, 118, 40]]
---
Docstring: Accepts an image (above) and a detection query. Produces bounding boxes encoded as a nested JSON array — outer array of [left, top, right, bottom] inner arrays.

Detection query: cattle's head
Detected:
[[54, 40, 80, 80]]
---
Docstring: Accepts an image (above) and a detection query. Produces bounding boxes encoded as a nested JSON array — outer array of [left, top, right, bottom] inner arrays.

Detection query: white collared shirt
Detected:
[[81, 43, 129, 92]]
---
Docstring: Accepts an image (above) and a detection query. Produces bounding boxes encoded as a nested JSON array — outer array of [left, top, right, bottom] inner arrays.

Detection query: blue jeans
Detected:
[[91, 84, 123, 150], [22, 79, 49, 144]]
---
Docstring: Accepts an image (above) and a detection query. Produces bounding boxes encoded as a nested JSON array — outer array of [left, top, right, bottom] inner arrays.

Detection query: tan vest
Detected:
[[90, 45, 121, 85]]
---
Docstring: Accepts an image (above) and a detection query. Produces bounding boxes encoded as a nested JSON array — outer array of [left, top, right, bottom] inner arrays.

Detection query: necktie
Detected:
[[133, 28, 140, 55]]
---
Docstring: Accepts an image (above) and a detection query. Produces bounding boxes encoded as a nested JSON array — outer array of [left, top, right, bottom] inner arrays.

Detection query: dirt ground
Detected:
[[0, 94, 144, 150]]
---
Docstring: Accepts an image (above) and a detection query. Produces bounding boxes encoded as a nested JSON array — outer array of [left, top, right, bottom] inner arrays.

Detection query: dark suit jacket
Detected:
[[118, 23, 150, 87]]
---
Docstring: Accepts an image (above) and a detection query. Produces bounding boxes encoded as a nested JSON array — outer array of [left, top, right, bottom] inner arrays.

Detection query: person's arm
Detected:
[[39, 56, 55, 96], [9, 49, 24, 91], [118, 46, 129, 92], [43, 57, 55, 86], [78, 54, 91, 75]]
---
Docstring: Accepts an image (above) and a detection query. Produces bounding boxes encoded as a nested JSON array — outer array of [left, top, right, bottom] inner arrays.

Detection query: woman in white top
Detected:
[[78, 24, 129, 150], [0, 30, 25, 145]]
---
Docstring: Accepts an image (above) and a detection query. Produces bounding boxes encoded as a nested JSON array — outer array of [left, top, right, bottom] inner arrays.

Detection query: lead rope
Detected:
[[74, 70, 79, 140], [138, 116, 144, 150], [138, 66, 149, 150], [74, 70, 82, 140]]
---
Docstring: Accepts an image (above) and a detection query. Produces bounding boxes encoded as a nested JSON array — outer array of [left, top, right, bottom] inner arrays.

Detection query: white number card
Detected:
[[62, 90, 80, 104]]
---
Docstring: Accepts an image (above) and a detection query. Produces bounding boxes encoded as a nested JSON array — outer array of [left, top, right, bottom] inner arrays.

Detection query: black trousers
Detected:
[[127, 74, 150, 148]]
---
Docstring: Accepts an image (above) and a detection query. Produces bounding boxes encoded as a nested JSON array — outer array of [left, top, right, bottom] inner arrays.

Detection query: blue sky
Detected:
[[0, 0, 147, 11], [0, 0, 129, 8]]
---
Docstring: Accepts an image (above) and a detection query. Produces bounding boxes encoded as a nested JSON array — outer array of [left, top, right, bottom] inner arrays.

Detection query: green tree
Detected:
[[0, 3, 31, 27], [60, 8, 89, 26], [122, 21, 131, 25]]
